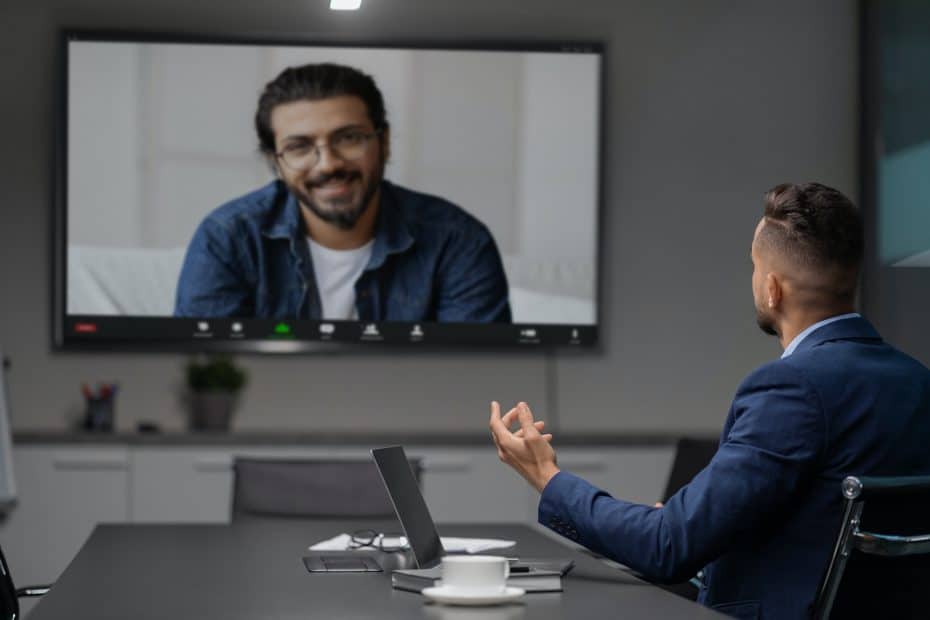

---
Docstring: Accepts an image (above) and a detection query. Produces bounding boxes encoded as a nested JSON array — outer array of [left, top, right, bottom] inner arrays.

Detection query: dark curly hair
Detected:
[[254, 63, 388, 155], [757, 182, 863, 304]]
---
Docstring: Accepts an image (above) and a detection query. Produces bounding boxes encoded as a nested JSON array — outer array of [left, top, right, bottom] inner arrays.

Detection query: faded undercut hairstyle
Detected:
[[758, 182, 864, 304], [254, 63, 389, 155]]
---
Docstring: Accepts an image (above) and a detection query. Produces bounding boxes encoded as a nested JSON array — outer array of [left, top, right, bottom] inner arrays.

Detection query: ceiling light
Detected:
[[330, 0, 362, 10]]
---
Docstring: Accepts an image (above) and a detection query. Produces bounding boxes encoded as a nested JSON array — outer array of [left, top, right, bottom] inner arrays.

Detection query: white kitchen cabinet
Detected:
[[131, 447, 235, 523], [0, 440, 676, 598], [412, 446, 538, 524], [556, 447, 676, 505], [128, 445, 543, 525], [0, 446, 130, 585]]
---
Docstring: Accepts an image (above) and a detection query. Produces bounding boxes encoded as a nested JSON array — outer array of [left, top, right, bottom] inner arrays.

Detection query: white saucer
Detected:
[[422, 585, 525, 606]]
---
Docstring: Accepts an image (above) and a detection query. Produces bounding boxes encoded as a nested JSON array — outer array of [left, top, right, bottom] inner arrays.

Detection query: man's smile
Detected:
[[308, 173, 360, 202]]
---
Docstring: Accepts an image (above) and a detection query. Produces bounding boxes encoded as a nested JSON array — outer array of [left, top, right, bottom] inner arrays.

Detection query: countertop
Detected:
[[12, 430, 705, 446]]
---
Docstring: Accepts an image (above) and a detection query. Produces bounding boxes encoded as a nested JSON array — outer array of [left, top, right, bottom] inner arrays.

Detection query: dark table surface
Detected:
[[27, 519, 725, 619]]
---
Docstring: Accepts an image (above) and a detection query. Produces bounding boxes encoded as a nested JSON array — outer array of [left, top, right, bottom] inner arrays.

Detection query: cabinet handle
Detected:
[[53, 458, 129, 471], [558, 460, 607, 473], [420, 457, 472, 473], [194, 459, 232, 473]]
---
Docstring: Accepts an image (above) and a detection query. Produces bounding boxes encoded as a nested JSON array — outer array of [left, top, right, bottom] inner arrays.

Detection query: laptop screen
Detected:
[[371, 446, 444, 568]]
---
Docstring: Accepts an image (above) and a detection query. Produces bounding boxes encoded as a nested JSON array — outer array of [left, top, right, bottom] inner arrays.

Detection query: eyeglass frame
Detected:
[[273, 127, 384, 172], [347, 529, 409, 553]]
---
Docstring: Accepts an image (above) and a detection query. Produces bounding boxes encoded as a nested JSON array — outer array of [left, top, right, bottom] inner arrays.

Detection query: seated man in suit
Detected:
[[490, 182, 930, 619]]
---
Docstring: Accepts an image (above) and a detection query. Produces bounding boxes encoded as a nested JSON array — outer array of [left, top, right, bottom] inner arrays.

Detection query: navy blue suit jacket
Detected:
[[539, 317, 930, 619]]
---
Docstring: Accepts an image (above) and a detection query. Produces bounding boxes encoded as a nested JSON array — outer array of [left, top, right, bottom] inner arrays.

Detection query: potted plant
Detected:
[[186, 355, 248, 431]]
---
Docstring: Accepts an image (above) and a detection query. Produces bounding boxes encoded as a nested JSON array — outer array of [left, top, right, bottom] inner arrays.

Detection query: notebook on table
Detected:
[[391, 558, 574, 593]]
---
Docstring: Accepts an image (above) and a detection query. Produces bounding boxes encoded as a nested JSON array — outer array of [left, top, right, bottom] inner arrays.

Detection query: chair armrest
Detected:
[[853, 531, 930, 557], [16, 585, 51, 597]]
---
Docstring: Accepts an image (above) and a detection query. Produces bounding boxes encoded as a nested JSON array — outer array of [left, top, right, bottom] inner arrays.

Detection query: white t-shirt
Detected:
[[307, 237, 374, 320]]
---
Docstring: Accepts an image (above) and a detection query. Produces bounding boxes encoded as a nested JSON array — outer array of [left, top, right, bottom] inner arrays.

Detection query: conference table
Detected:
[[27, 519, 725, 619]]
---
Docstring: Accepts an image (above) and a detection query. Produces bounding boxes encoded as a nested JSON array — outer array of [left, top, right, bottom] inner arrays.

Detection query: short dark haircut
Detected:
[[758, 182, 864, 304], [254, 63, 388, 155]]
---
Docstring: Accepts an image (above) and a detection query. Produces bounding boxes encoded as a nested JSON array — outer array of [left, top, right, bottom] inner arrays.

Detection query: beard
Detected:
[[755, 306, 778, 336], [289, 167, 382, 231]]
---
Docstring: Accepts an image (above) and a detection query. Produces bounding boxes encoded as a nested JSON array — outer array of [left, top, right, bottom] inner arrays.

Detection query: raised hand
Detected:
[[489, 401, 560, 492]]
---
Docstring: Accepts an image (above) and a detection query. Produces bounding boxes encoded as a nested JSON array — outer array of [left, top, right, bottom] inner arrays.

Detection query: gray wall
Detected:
[[0, 0, 858, 434]]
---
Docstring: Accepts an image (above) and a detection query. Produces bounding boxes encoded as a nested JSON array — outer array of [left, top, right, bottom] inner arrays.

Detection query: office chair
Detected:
[[812, 474, 930, 619], [231, 457, 422, 520], [0, 543, 51, 620]]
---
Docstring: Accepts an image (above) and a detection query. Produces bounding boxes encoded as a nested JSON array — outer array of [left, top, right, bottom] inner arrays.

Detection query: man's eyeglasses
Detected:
[[275, 129, 382, 172], [347, 529, 409, 553]]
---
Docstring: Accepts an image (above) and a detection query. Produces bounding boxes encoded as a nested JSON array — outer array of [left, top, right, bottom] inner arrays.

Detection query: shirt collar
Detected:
[[781, 312, 861, 358], [367, 181, 415, 270], [261, 184, 303, 241]]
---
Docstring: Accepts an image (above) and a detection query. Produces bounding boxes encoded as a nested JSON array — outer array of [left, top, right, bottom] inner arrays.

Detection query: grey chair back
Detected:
[[812, 474, 930, 619], [231, 457, 422, 520]]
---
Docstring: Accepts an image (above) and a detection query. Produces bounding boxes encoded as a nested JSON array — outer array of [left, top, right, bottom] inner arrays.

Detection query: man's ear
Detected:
[[765, 272, 783, 309]]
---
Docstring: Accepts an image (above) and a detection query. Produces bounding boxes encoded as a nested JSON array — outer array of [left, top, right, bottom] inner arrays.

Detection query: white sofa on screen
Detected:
[[67, 246, 596, 324]]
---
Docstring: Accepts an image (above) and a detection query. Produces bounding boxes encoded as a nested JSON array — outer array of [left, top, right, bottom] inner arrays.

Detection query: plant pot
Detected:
[[189, 391, 238, 432]]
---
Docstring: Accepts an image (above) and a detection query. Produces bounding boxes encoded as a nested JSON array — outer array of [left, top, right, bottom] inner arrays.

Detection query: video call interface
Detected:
[[63, 36, 602, 347]]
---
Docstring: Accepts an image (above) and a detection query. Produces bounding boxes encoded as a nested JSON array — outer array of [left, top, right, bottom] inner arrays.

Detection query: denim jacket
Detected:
[[174, 180, 511, 322]]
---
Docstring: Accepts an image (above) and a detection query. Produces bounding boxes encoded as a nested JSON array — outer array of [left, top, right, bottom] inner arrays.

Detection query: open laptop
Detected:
[[371, 446, 572, 587], [303, 445, 442, 572], [371, 445, 445, 568]]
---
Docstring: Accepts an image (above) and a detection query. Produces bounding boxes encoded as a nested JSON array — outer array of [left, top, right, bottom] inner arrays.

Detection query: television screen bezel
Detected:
[[53, 28, 607, 353]]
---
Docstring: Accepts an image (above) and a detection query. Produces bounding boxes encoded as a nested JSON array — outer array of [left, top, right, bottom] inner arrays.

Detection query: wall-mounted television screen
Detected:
[[55, 31, 603, 351]]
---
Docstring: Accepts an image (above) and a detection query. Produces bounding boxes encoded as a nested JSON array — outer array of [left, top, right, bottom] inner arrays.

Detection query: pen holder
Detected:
[[83, 396, 115, 432]]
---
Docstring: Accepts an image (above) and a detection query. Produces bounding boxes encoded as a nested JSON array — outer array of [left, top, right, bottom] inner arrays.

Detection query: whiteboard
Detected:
[[0, 353, 17, 511]]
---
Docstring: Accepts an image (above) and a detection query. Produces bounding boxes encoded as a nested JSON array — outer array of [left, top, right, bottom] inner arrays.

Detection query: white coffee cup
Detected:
[[440, 555, 510, 593]]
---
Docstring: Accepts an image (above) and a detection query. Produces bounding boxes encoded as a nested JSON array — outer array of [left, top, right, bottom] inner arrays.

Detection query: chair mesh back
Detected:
[[828, 491, 930, 618], [232, 458, 421, 520]]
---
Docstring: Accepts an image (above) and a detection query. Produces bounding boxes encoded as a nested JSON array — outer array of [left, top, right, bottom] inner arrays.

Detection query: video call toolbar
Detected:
[[64, 317, 596, 349]]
